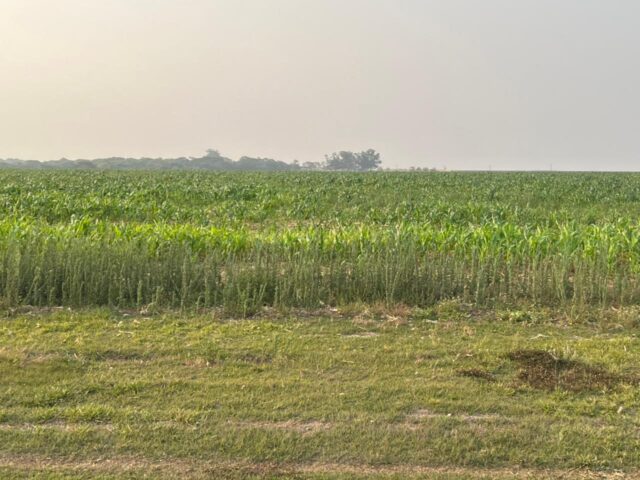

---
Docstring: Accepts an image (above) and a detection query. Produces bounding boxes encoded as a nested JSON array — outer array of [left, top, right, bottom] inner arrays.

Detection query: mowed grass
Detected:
[[1, 305, 639, 479]]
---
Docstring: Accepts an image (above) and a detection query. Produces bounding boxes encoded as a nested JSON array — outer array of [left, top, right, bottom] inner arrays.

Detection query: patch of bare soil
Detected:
[[507, 350, 630, 392]]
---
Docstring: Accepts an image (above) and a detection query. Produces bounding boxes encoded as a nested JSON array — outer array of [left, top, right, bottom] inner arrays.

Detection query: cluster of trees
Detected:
[[323, 149, 381, 171], [0, 149, 383, 172]]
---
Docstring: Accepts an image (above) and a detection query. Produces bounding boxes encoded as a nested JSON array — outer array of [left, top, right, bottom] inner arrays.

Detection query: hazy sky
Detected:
[[1, 0, 640, 170]]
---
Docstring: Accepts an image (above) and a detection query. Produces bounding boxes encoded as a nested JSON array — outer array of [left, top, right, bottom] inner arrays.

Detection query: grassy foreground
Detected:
[[1, 304, 639, 479]]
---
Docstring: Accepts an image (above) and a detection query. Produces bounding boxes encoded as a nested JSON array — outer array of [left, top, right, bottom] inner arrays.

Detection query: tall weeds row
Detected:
[[1, 225, 639, 312]]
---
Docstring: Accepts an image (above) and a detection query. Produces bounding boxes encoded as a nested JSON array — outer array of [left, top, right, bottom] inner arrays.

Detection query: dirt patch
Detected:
[[231, 420, 331, 435], [405, 410, 504, 423], [343, 332, 379, 339], [0, 422, 114, 433], [457, 368, 496, 382], [507, 350, 628, 392]]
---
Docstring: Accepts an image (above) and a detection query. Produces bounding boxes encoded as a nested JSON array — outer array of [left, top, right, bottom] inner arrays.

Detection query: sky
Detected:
[[1, 0, 639, 170]]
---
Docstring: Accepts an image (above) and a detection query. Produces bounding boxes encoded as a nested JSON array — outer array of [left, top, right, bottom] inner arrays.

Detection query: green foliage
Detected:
[[324, 149, 381, 171], [2, 171, 640, 309]]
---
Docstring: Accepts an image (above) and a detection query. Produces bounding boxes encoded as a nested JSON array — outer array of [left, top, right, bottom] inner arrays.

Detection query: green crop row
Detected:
[[2, 170, 640, 226], [2, 219, 640, 260], [2, 171, 640, 310]]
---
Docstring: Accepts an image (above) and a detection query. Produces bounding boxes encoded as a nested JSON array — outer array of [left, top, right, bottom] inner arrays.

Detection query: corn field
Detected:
[[2, 170, 640, 311]]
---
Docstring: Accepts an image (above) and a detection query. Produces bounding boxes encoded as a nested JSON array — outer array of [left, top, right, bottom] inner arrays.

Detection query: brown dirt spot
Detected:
[[232, 420, 331, 435], [405, 410, 504, 422], [457, 368, 496, 382], [343, 332, 379, 339], [0, 422, 114, 433], [507, 350, 627, 392]]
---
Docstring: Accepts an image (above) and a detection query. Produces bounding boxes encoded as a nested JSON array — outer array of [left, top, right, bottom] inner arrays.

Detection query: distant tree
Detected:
[[324, 150, 382, 171], [236, 156, 293, 171], [355, 149, 381, 171], [324, 151, 358, 171], [205, 149, 222, 158], [72, 160, 96, 169], [188, 149, 233, 169], [301, 161, 323, 171]]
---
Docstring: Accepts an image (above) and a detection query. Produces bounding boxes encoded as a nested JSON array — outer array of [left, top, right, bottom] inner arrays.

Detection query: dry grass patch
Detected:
[[231, 420, 332, 435], [342, 332, 379, 339], [507, 350, 630, 392], [405, 410, 505, 423], [0, 422, 114, 433]]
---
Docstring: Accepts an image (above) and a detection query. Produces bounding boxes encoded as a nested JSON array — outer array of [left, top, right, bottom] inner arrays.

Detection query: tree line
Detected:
[[0, 149, 382, 172]]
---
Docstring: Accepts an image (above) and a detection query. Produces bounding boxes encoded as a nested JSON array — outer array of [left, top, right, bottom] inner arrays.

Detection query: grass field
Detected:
[[1, 304, 639, 479], [2, 171, 640, 478]]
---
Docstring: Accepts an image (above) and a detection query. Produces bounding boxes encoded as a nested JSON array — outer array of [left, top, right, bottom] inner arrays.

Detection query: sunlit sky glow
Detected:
[[1, 0, 639, 170]]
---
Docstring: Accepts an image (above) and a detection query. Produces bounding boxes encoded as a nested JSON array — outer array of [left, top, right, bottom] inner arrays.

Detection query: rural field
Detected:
[[1, 171, 640, 478]]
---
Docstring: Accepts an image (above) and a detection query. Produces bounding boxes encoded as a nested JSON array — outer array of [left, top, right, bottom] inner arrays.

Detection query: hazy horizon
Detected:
[[2, 0, 640, 171]]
